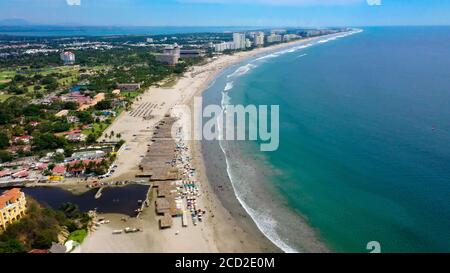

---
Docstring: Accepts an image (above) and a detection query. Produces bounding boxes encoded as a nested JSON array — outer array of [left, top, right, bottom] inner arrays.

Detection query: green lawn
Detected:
[[0, 70, 16, 81], [0, 93, 13, 102], [67, 229, 88, 244], [121, 91, 141, 99], [82, 121, 110, 136]]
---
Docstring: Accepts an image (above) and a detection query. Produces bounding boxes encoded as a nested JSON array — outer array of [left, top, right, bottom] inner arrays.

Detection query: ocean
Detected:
[[201, 26, 450, 253]]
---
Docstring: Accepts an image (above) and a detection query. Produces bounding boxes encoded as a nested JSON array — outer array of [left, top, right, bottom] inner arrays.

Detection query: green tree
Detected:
[[63, 101, 78, 110], [95, 100, 113, 110], [31, 230, 56, 250], [0, 240, 25, 253], [86, 133, 97, 144], [33, 133, 66, 151], [0, 150, 13, 163], [0, 132, 9, 149], [52, 152, 65, 163], [51, 121, 71, 133], [76, 111, 94, 124]]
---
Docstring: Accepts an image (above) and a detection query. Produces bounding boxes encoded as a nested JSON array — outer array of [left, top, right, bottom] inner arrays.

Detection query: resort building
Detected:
[[253, 32, 265, 47], [116, 83, 141, 92], [283, 34, 300, 42], [233, 33, 246, 50], [60, 51, 75, 65], [245, 38, 252, 48], [266, 33, 283, 44], [60, 92, 92, 107], [154, 44, 181, 65], [0, 188, 27, 232], [180, 49, 206, 58], [214, 41, 235, 52]]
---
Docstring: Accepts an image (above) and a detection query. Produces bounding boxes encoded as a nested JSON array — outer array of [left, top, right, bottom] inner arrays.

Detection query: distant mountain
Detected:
[[0, 19, 32, 26]]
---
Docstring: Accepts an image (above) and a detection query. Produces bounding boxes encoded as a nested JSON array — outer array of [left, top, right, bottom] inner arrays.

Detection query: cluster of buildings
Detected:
[[60, 91, 92, 106], [59, 91, 105, 111], [0, 147, 113, 185], [214, 32, 251, 52], [0, 188, 27, 232], [116, 83, 141, 92], [250, 31, 265, 47], [213, 31, 300, 52], [212, 29, 337, 53], [266, 33, 283, 43]]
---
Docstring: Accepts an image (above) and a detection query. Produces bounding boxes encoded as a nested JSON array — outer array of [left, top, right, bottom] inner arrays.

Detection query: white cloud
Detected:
[[66, 0, 81, 6], [367, 0, 381, 6]]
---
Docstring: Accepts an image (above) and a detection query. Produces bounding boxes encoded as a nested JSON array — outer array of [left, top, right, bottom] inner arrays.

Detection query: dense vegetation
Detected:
[[1, 46, 203, 98], [0, 198, 91, 253]]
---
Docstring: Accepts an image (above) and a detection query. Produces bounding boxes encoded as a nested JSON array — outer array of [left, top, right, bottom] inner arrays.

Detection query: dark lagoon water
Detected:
[[23, 184, 149, 216], [202, 27, 450, 252]]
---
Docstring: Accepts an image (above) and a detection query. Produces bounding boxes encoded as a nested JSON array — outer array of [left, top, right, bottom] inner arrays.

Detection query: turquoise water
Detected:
[[212, 27, 450, 252]]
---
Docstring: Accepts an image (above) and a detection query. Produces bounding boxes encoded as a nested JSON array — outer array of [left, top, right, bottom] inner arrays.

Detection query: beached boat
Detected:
[[124, 227, 140, 233], [182, 211, 188, 227]]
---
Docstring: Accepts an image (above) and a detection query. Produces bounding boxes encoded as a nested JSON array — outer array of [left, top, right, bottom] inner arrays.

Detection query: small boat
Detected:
[[95, 187, 103, 199], [124, 227, 140, 233]]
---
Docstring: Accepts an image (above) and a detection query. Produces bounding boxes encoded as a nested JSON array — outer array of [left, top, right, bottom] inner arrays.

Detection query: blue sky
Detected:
[[0, 0, 449, 27]]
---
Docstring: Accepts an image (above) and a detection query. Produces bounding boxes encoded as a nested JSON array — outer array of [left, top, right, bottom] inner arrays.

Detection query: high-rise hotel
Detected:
[[233, 33, 246, 50]]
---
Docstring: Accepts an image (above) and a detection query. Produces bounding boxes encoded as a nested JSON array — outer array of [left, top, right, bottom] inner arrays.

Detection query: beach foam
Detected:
[[224, 82, 234, 92], [227, 63, 257, 78]]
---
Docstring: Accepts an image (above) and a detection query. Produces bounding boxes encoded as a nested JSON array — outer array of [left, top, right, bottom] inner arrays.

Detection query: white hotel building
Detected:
[[233, 33, 246, 50]]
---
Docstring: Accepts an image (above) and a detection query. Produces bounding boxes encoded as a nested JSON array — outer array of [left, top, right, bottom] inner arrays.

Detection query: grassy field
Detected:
[[0, 65, 113, 100], [67, 229, 88, 244], [0, 70, 16, 82], [82, 121, 110, 136], [0, 93, 13, 102]]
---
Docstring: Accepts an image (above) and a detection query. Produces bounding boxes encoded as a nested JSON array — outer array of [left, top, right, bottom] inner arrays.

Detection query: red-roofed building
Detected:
[[13, 136, 33, 144], [52, 165, 66, 175], [66, 159, 104, 175], [36, 163, 48, 171], [64, 129, 82, 135], [0, 169, 12, 178], [60, 92, 92, 107], [12, 170, 29, 179]]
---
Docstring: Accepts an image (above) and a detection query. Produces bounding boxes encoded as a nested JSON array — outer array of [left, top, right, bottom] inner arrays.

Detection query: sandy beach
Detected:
[[80, 35, 340, 253]]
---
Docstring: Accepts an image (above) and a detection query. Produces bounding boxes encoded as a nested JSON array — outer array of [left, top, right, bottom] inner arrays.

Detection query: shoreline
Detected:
[[187, 32, 361, 253], [78, 31, 354, 253]]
